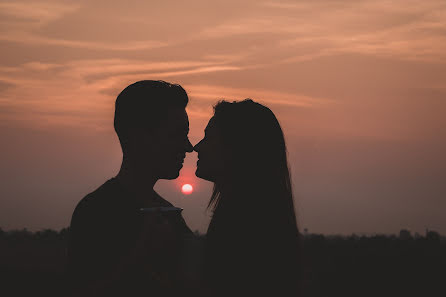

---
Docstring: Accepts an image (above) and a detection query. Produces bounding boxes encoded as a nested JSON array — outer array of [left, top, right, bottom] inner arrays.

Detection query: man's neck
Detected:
[[115, 158, 158, 202]]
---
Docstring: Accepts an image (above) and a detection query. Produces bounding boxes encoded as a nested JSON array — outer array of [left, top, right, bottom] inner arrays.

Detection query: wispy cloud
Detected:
[[187, 84, 332, 108], [197, 0, 446, 63], [0, 0, 445, 131], [0, 57, 244, 128], [0, 1, 79, 24], [0, 1, 168, 51], [0, 33, 168, 51]]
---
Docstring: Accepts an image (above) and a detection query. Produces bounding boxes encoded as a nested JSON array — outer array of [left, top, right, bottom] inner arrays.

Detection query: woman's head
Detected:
[[194, 99, 294, 212]]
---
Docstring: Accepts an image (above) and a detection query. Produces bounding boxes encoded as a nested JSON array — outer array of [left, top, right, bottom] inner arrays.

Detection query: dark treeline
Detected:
[[0, 228, 444, 297]]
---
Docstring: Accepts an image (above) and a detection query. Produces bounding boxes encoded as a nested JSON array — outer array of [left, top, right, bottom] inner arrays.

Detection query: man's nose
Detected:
[[185, 138, 193, 153]]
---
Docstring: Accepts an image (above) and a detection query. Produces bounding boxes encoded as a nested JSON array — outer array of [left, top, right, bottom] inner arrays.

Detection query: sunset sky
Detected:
[[1, 0, 445, 234]]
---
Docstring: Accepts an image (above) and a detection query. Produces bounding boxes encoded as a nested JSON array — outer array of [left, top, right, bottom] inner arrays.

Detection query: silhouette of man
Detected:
[[67, 80, 194, 297]]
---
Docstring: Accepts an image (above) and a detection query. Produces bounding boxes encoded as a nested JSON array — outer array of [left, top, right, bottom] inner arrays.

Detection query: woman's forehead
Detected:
[[206, 116, 216, 131]]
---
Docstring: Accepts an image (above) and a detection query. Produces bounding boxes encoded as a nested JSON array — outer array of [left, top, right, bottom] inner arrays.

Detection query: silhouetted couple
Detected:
[[67, 80, 300, 297]]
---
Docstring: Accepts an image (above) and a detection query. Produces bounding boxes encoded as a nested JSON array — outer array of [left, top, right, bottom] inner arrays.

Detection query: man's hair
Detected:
[[114, 80, 188, 151]]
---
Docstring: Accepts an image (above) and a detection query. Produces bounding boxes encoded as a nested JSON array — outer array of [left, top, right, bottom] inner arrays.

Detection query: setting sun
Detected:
[[181, 184, 193, 195]]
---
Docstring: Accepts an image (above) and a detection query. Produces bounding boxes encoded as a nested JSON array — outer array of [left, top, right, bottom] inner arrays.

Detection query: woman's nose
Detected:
[[193, 140, 201, 152]]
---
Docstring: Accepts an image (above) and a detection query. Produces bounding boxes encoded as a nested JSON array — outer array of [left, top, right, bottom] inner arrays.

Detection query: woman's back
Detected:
[[205, 189, 300, 297]]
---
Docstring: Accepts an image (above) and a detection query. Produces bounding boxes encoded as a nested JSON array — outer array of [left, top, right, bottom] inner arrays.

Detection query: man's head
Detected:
[[114, 80, 193, 180]]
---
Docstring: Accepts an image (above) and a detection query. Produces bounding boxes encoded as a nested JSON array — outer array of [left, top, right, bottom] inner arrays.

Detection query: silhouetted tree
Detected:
[[399, 229, 412, 240], [426, 230, 440, 241]]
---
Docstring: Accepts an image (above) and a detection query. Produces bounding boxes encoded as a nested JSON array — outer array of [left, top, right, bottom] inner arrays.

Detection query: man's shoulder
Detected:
[[152, 193, 193, 235], [153, 191, 174, 207], [71, 179, 122, 222]]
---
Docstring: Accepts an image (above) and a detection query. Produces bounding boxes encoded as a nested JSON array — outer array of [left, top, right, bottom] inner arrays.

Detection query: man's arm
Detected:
[[68, 235, 158, 297], [67, 200, 142, 296]]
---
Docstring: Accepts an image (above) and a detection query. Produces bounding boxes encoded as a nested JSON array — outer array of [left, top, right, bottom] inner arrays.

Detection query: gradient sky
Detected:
[[1, 0, 445, 234]]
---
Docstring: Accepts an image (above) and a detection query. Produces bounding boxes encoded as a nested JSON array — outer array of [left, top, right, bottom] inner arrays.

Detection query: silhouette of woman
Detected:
[[194, 99, 300, 297]]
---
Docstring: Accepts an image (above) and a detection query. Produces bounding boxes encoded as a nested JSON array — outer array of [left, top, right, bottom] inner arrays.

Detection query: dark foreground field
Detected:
[[0, 228, 444, 297]]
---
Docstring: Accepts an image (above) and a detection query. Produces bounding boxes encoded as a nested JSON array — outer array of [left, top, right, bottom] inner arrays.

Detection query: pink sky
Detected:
[[1, 0, 445, 234]]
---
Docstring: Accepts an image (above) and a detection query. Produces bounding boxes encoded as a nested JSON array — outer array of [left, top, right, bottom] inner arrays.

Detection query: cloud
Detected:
[[0, 80, 14, 92], [82, 61, 242, 83], [0, 33, 168, 51], [0, 0, 445, 130], [0, 1, 79, 24], [186, 84, 332, 108], [0, 57, 244, 129], [2, 0, 445, 62], [0, 1, 167, 51], [0, 53, 332, 131], [197, 0, 446, 63]]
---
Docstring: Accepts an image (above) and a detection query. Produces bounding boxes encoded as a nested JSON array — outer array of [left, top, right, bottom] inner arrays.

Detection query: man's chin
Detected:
[[195, 168, 214, 182]]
